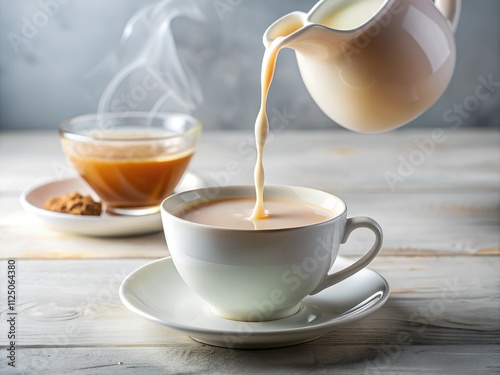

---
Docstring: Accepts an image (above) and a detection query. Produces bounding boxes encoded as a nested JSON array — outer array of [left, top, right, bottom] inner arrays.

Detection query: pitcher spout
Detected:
[[263, 11, 308, 49], [264, 11, 347, 59]]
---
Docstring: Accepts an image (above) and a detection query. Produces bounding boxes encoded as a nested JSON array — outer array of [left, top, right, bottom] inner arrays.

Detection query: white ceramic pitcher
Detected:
[[264, 0, 461, 133]]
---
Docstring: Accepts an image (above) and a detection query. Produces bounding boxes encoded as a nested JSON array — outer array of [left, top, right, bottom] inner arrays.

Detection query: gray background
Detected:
[[0, 0, 499, 131]]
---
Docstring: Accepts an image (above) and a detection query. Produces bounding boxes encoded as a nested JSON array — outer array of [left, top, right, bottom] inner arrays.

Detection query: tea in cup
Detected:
[[161, 185, 383, 322], [59, 112, 201, 215]]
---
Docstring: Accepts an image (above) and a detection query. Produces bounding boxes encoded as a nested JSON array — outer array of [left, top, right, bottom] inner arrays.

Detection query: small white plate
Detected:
[[119, 257, 390, 349], [20, 173, 204, 237]]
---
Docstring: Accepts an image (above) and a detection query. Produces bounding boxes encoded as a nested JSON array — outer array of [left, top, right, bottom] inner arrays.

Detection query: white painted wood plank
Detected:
[[1, 191, 498, 259], [0, 257, 497, 348], [1, 130, 499, 194], [1, 130, 498, 374], [10, 345, 500, 375]]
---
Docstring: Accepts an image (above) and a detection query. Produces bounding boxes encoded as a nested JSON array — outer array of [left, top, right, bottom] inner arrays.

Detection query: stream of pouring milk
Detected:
[[250, 0, 385, 220], [250, 38, 283, 220]]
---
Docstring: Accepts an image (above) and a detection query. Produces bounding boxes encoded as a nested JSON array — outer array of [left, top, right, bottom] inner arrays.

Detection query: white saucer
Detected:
[[119, 257, 390, 349], [20, 173, 204, 237]]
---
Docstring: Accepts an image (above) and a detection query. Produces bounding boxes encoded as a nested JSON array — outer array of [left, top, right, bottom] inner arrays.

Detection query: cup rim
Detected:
[[161, 185, 348, 232], [58, 111, 202, 142]]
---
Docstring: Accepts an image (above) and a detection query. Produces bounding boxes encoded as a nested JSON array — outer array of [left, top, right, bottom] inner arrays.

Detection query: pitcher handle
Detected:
[[434, 0, 461, 32], [310, 217, 383, 295]]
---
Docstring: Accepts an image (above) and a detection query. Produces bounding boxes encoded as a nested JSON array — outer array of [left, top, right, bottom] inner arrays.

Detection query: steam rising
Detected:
[[89, 0, 204, 115]]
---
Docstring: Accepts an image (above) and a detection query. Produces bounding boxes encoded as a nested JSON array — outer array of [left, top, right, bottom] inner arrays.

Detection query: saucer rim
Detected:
[[21, 177, 113, 222], [119, 256, 390, 346], [20, 172, 204, 236]]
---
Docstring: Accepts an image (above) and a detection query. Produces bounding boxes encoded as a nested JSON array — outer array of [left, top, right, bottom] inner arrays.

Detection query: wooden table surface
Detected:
[[0, 129, 499, 374]]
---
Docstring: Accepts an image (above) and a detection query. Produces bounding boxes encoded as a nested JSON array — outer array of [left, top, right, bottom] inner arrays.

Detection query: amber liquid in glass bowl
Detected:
[[66, 147, 193, 210], [60, 113, 201, 215]]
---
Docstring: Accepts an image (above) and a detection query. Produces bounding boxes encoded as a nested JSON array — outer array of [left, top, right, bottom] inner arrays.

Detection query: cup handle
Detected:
[[310, 217, 383, 295]]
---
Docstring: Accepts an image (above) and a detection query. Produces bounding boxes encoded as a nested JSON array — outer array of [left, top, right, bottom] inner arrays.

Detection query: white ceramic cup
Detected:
[[161, 185, 383, 322]]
